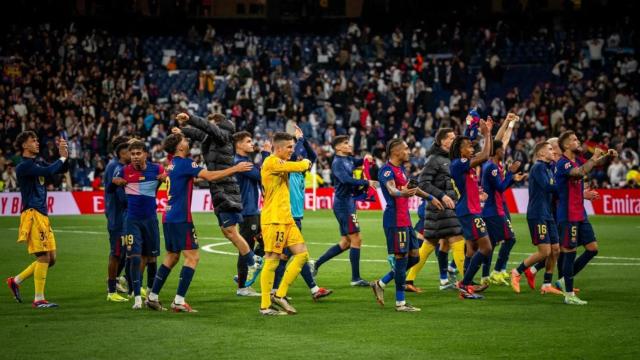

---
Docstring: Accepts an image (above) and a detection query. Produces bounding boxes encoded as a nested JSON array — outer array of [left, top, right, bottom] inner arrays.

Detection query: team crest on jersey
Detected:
[[191, 162, 198, 168], [38, 176, 45, 185], [251, 224, 257, 231], [491, 169, 498, 176], [461, 158, 468, 163], [384, 170, 391, 177], [167, 164, 175, 171], [564, 162, 571, 169]]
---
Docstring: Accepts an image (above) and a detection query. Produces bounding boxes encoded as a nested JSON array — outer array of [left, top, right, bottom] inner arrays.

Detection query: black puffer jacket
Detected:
[[418, 144, 462, 239], [181, 114, 242, 214]]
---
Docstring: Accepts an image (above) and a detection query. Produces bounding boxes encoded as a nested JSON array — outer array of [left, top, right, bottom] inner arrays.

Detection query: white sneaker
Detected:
[[116, 276, 129, 293], [236, 287, 261, 297], [132, 301, 143, 310]]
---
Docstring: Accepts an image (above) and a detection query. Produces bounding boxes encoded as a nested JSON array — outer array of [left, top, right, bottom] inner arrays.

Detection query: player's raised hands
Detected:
[[262, 140, 273, 153], [294, 125, 304, 140], [508, 161, 522, 173], [57, 138, 69, 158], [607, 149, 618, 158], [175, 113, 190, 125], [593, 147, 606, 161], [171, 127, 182, 135], [506, 112, 520, 123], [233, 162, 254, 173]]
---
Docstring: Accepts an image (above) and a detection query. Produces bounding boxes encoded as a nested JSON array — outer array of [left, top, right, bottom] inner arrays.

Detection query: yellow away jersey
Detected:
[[261, 155, 310, 225]]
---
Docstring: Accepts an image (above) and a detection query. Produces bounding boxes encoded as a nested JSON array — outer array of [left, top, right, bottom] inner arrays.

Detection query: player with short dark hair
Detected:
[[510, 142, 563, 295], [480, 140, 526, 287], [258, 132, 313, 315], [369, 139, 443, 312], [7, 131, 68, 308], [103, 135, 131, 302], [145, 133, 253, 312], [112, 140, 165, 309], [449, 117, 494, 299], [553, 131, 617, 305], [311, 134, 378, 287]]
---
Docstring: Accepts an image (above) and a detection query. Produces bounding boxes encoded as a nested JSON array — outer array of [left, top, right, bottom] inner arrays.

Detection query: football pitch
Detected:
[[1, 211, 639, 359]]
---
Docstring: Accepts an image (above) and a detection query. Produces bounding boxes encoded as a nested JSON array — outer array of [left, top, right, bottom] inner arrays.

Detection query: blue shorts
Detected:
[[163, 222, 199, 253], [559, 221, 596, 249], [414, 216, 425, 236], [459, 214, 489, 241], [385, 227, 419, 255], [216, 211, 243, 228], [485, 215, 515, 245], [527, 219, 559, 245], [333, 207, 360, 236], [294, 217, 302, 231], [108, 228, 125, 258], [125, 217, 160, 257]]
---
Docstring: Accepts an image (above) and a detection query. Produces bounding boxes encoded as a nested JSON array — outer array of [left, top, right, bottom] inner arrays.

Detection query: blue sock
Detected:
[[124, 258, 133, 294], [535, 260, 546, 271], [300, 262, 317, 289], [241, 250, 256, 267], [176, 266, 195, 298], [495, 239, 515, 271], [394, 257, 408, 302], [482, 249, 493, 277], [316, 244, 345, 269], [573, 250, 598, 276], [543, 272, 552, 284], [450, 259, 457, 269], [464, 256, 471, 274], [462, 252, 486, 285], [516, 262, 527, 274], [437, 251, 449, 280], [381, 270, 395, 285], [151, 264, 171, 296], [563, 252, 576, 292], [557, 252, 565, 279], [273, 259, 287, 289], [130, 256, 142, 296], [107, 279, 117, 293], [349, 248, 361, 281], [146, 262, 157, 289]]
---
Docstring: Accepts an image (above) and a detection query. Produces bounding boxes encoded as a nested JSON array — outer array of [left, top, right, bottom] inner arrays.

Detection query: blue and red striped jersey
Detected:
[[450, 158, 482, 216], [115, 161, 163, 221], [163, 156, 203, 223], [378, 162, 411, 228]]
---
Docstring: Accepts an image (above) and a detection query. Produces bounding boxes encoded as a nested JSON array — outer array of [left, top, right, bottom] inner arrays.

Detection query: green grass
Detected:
[[1, 211, 639, 359]]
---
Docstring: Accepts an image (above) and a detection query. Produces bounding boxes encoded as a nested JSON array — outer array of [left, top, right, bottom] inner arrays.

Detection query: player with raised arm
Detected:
[[258, 132, 313, 315], [176, 112, 262, 285], [480, 140, 526, 287], [369, 139, 443, 312], [311, 135, 378, 287], [145, 133, 253, 312], [554, 131, 617, 305], [7, 131, 68, 308], [449, 118, 494, 299]]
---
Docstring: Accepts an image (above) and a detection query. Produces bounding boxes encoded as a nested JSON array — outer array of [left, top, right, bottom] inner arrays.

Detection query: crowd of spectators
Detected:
[[1, 19, 639, 192]]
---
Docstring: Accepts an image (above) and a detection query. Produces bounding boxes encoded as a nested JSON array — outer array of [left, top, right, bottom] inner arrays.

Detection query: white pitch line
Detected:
[[510, 251, 640, 261]]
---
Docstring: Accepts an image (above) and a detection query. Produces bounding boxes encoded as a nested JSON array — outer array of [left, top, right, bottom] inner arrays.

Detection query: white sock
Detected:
[[14, 276, 23, 285], [310, 286, 320, 294], [440, 279, 449, 285], [395, 301, 406, 306], [134, 295, 142, 304], [378, 280, 386, 289], [148, 292, 159, 301], [174, 295, 185, 305], [530, 267, 538, 274], [34, 294, 45, 301], [541, 283, 551, 288], [566, 291, 575, 297]]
